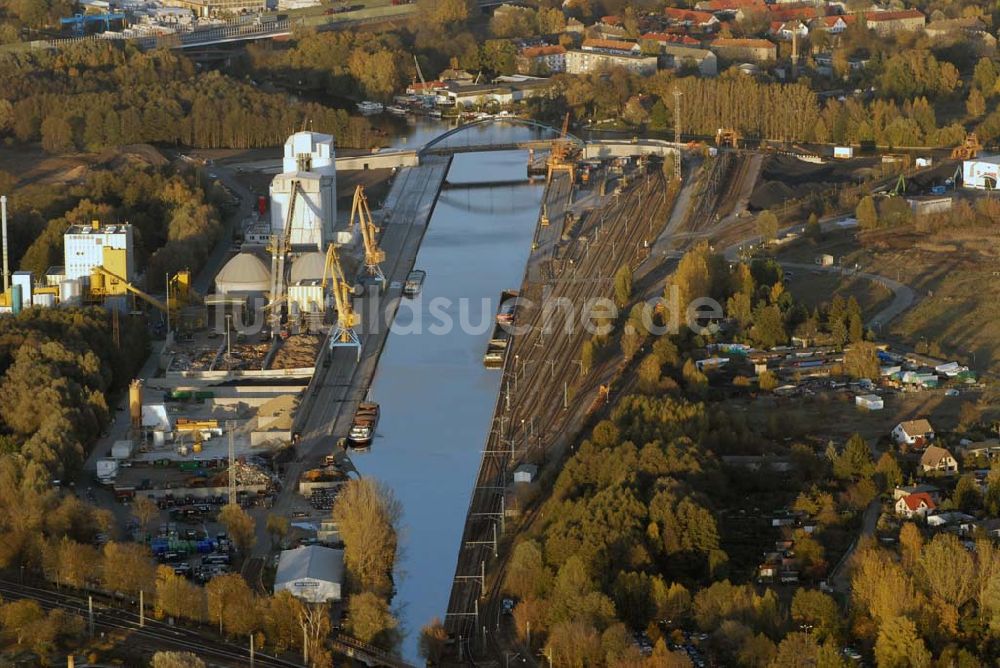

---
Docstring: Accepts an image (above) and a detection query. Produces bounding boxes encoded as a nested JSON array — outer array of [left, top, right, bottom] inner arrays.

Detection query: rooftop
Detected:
[[864, 9, 925, 22], [710, 37, 777, 48], [581, 38, 639, 53], [275, 545, 344, 586], [898, 418, 934, 434]]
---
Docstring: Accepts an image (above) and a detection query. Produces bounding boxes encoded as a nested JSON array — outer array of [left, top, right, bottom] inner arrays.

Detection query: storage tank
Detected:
[[11, 284, 21, 314], [290, 251, 326, 283], [129, 379, 143, 428], [215, 252, 271, 296], [59, 279, 82, 306], [33, 293, 56, 307]]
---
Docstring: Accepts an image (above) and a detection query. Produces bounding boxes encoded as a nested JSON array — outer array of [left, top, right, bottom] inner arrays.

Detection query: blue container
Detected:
[[11, 284, 21, 314]]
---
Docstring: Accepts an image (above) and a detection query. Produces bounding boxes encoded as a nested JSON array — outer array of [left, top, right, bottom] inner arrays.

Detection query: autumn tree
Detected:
[[152, 653, 207, 668], [332, 478, 400, 596], [756, 210, 779, 243], [218, 503, 256, 553], [347, 592, 399, 648], [266, 513, 290, 549], [101, 542, 156, 597], [419, 617, 448, 664], [856, 195, 878, 230], [844, 342, 879, 379], [506, 540, 552, 600], [132, 496, 160, 539], [613, 264, 633, 308], [874, 616, 931, 668], [206, 573, 257, 638]]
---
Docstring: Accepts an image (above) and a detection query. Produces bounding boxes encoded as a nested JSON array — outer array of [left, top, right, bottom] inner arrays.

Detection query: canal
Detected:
[[351, 146, 544, 660]]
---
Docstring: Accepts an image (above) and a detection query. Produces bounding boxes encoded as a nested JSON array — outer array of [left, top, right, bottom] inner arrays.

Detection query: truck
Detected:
[[96, 458, 119, 484], [347, 402, 380, 448], [403, 270, 426, 297]]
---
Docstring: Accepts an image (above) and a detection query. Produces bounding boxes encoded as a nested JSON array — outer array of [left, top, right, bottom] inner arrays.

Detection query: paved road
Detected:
[[829, 498, 881, 595]]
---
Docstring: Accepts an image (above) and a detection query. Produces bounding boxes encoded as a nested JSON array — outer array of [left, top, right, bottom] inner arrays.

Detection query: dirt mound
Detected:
[[750, 154, 880, 209], [95, 144, 168, 171]]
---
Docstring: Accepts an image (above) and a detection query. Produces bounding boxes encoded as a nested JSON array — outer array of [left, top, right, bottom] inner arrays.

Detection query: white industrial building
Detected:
[[963, 155, 1000, 190], [287, 251, 327, 316], [274, 545, 344, 603], [269, 132, 337, 251], [63, 222, 135, 282]]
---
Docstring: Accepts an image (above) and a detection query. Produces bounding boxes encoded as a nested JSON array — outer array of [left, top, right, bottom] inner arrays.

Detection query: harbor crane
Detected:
[[267, 179, 302, 336], [321, 243, 361, 360], [349, 185, 386, 286], [951, 132, 982, 160], [547, 112, 578, 184]]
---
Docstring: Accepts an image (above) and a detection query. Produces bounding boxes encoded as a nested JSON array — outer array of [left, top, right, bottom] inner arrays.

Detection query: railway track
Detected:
[[0, 578, 301, 667], [445, 167, 675, 654]]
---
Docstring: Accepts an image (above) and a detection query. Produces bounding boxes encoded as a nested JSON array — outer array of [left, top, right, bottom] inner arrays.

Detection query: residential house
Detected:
[[641, 32, 701, 47], [893, 484, 942, 503], [708, 37, 778, 62], [565, 17, 585, 34], [864, 9, 926, 36], [812, 14, 856, 34], [516, 45, 567, 75], [768, 4, 825, 23], [663, 7, 720, 31], [892, 419, 935, 448], [920, 445, 959, 474], [769, 19, 809, 40], [663, 44, 719, 76], [895, 492, 937, 518]]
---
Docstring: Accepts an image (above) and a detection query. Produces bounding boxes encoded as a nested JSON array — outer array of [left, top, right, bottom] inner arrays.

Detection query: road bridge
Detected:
[[335, 119, 682, 171]]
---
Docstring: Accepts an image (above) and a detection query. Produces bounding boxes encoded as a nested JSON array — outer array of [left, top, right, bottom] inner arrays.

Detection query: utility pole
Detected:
[[228, 422, 236, 506], [672, 88, 683, 181], [250, 634, 255, 668], [88, 596, 94, 638], [139, 590, 144, 628]]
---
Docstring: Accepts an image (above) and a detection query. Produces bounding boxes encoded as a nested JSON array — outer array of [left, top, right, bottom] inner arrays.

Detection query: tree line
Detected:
[[0, 41, 383, 152]]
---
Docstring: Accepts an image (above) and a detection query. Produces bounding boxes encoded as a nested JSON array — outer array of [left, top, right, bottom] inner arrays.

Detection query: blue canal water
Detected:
[[351, 148, 543, 660]]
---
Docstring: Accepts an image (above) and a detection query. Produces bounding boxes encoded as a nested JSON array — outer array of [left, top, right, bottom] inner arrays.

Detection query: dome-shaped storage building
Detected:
[[215, 253, 271, 296], [289, 251, 326, 284]]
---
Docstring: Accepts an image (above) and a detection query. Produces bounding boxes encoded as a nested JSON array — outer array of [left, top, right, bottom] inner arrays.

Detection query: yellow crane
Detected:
[[321, 243, 361, 360], [547, 112, 578, 185], [349, 185, 386, 285], [268, 179, 302, 335]]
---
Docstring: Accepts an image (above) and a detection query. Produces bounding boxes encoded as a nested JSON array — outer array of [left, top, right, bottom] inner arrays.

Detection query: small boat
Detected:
[[347, 402, 380, 447], [386, 105, 408, 116], [356, 101, 384, 115], [483, 290, 518, 368], [403, 269, 426, 297]]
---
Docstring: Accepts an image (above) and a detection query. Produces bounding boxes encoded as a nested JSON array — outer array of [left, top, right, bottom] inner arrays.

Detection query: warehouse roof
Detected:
[[275, 545, 344, 586]]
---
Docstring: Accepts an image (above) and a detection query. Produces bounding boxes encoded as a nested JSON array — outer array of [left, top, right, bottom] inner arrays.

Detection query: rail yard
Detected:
[[20, 116, 963, 666]]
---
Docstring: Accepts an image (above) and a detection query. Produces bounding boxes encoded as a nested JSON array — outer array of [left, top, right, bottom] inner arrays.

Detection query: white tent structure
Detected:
[[273, 545, 344, 603]]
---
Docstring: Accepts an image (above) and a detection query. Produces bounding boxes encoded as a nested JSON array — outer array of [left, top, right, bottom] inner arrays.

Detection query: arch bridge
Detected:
[[418, 117, 585, 156]]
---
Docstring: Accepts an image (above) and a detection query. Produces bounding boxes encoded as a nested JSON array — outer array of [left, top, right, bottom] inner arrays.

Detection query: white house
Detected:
[[895, 492, 936, 519], [892, 419, 935, 447], [920, 446, 959, 474], [274, 545, 344, 603]]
